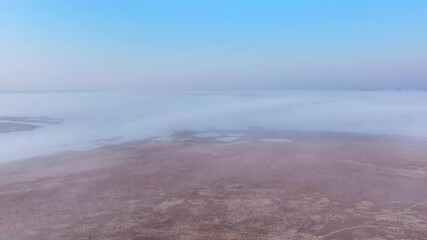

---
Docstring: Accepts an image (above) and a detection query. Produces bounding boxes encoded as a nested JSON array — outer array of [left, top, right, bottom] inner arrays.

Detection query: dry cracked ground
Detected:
[[0, 130, 426, 240]]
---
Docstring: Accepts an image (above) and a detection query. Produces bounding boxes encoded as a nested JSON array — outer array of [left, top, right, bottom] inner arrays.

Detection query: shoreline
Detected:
[[0, 129, 426, 239], [0, 122, 39, 134], [1, 128, 423, 166]]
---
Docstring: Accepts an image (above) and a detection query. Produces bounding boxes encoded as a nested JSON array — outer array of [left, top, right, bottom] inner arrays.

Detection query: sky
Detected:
[[1, 0, 427, 91]]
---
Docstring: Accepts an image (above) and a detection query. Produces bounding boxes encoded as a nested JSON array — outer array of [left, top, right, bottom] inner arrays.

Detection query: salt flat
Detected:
[[1, 130, 426, 240]]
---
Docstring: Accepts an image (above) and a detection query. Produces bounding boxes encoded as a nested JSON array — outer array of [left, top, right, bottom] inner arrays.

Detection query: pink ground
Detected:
[[0, 130, 426, 240]]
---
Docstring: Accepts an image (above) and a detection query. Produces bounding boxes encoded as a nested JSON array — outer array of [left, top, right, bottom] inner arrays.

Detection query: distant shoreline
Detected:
[[0, 116, 61, 135], [0, 88, 426, 94], [0, 122, 39, 134]]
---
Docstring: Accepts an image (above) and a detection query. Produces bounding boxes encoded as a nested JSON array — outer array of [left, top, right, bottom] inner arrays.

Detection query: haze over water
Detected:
[[1, 90, 427, 162]]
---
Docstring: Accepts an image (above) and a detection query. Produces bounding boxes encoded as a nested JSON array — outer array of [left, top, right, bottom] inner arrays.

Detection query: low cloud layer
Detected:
[[1, 90, 427, 162]]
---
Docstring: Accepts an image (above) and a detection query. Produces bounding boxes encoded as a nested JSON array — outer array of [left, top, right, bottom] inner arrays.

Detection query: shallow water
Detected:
[[1, 90, 427, 162], [216, 136, 239, 142], [193, 132, 223, 138], [260, 138, 291, 143]]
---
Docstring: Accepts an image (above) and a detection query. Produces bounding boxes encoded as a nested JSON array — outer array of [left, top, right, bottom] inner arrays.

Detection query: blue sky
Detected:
[[1, 0, 427, 91]]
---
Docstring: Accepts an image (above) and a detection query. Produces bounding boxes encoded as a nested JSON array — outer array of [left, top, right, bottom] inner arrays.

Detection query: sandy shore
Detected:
[[0, 130, 427, 240]]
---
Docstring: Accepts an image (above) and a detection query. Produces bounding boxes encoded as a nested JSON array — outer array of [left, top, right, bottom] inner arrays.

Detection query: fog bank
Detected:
[[1, 90, 427, 162]]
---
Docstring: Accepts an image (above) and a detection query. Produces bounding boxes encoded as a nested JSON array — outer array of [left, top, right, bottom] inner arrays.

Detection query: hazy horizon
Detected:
[[1, 90, 427, 162], [2, 2, 427, 239]]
